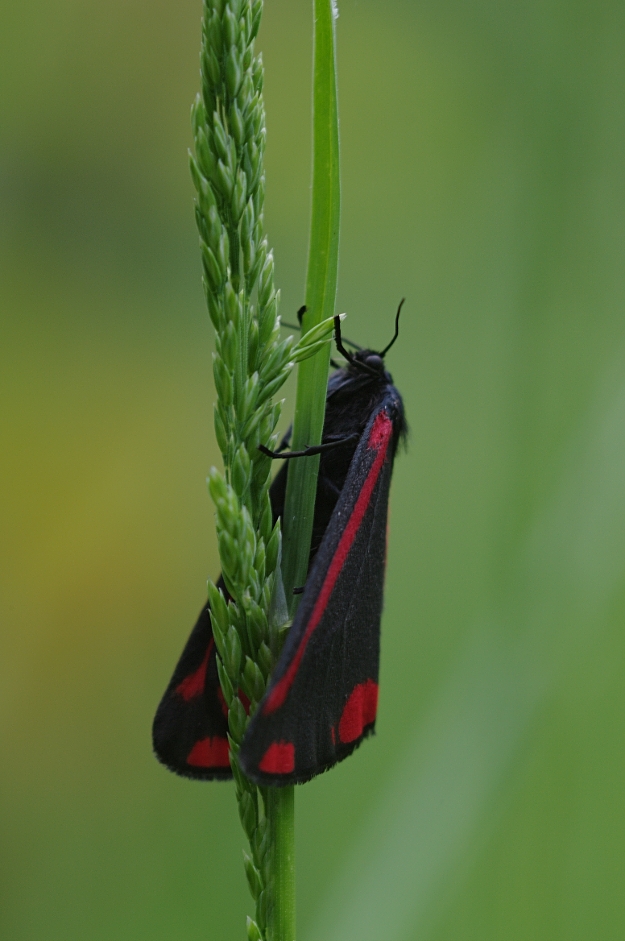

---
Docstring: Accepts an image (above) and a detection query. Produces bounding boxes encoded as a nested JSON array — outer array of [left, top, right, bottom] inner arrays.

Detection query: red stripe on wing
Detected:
[[176, 638, 214, 701], [264, 411, 393, 714]]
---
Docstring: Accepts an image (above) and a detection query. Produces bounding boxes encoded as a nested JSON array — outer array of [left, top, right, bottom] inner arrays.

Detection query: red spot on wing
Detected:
[[186, 736, 230, 768], [238, 690, 251, 715], [258, 741, 295, 774], [338, 680, 379, 744], [264, 411, 393, 715], [176, 639, 214, 701]]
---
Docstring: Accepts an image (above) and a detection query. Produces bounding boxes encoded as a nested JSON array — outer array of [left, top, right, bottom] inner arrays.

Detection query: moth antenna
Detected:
[[334, 315, 380, 376], [341, 335, 363, 352], [285, 306, 362, 351], [380, 298, 405, 358], [334, 315, 356, 363]]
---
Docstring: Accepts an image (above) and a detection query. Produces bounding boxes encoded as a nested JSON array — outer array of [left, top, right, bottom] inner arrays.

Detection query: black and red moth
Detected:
[[153, 314, 406, 786]]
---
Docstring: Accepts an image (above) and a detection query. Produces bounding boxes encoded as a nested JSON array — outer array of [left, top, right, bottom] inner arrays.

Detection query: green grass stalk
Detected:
[[265, 786, 296, 941], [281, 0, 341, 605], [267, 4, 340, 937]]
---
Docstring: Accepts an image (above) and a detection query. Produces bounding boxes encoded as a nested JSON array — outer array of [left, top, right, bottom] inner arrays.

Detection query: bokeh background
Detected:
[[2, 2, 625, 939]]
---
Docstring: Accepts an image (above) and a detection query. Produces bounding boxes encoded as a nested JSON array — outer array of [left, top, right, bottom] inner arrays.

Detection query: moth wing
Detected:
[[152, 598, 232, 779], [239, 398, 400, 786], [152, 463, 289, 780]]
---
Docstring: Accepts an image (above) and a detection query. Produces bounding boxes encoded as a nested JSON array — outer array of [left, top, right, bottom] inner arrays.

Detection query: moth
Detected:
[[153, 305, 406, 785]]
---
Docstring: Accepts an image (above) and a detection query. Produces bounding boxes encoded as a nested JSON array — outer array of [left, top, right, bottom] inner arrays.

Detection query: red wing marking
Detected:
[[238, 690, 251, 715], [259, 741, 295, 774], [176, 639, 214, 701], [186, 736, 230, 768], [264, 411, 393, 714], [338, 680, 379, 744], [368, 410, 392, 449]]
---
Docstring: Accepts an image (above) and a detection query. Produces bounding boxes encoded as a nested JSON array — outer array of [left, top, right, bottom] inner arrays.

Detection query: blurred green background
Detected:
[[2, 2, 624, 939]]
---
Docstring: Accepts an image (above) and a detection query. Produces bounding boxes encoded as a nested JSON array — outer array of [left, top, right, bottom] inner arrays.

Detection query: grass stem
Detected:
[[266, 4, 340, 935], [266, 3, 340, 938], [281, 0, 341, 607]]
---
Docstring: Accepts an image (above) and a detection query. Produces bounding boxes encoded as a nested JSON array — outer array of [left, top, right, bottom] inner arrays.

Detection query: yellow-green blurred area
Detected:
[[2, 1, 624, 938]]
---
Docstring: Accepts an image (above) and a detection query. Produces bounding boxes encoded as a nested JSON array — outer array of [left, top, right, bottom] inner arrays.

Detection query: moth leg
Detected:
[[258, 433, 359, 460]]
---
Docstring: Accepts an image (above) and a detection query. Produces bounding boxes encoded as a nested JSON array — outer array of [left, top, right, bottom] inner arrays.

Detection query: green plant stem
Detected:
[[266, 787, 295, 941], [265, 3, 340, 939], [281, 0, 341, 607]]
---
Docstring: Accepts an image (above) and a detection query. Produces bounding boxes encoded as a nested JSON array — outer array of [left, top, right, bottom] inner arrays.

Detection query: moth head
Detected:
[[350, 349, 386, 375], [337, 299, 404, 378]]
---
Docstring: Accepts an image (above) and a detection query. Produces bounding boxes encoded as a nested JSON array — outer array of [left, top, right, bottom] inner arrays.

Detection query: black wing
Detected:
[[150, 395, 342, 781], [239, 391, 402, 786], [152, 459, 287, 781], [152, 596, 232, 780]]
